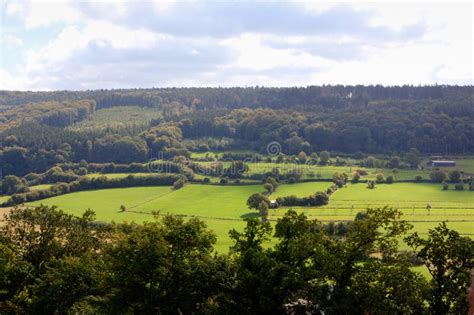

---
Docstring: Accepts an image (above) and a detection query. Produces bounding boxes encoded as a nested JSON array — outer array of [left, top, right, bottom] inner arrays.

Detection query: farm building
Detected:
[[430, 160, 456, 167]]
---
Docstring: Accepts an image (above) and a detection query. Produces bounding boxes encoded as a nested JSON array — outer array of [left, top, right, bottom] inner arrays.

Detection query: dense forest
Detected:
[[0, 86, 473, 176], [0, 205, 472, 314]]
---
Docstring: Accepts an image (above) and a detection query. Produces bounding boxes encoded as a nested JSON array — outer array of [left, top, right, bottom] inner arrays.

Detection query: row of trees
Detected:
[[0, 206, 472, 313], [2, 174, 183, 206]]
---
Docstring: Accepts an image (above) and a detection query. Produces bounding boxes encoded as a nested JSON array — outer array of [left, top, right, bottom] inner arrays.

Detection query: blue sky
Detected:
[[0, 1, 472, 90]]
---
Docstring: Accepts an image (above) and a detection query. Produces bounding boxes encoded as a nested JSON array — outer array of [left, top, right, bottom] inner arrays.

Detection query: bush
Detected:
[[247, 193, 270, 210], [276, 191, 329, 207], [442, 182, 449, 190], [333, 172, 348, 187], [351, 172, 360, 183], [448, 170, 461, 183], [263, 182, 274, 193], [367, 180, 375, 189], [386, 175, 394, 184], [375, 173, 385, 183], [173, 177, 188, 190], [454, 183, 464, 191], [203, 177, 211, 184], [429, 170, 447, 183], [414, 175, 423, 182]]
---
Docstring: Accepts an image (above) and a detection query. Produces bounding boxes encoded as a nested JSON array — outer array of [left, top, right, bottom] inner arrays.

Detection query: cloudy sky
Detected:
[[0, 1, 472, 90]]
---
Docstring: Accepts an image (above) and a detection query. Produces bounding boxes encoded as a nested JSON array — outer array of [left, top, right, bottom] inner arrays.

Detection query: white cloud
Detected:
[[2, 34, 24, 47], [1, 1, 472, 90], [22, 0, 83, 29], [6, 2, 25, 16]]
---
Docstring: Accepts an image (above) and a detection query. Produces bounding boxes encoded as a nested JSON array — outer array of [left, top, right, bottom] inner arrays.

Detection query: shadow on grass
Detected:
[[240, 212, 260, 219]]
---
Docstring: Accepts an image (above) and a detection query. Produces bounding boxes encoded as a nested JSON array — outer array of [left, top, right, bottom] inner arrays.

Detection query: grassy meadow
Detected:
[[24, 181, 473, 252], [28, 184, 263, 252], [29, 184, 53, 191], [69, 106, 162, 131], [270, 183, 474, 237]]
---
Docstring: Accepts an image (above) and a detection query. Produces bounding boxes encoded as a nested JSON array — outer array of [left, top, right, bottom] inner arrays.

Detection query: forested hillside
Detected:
[[0, 100, 96, 131], [0, 86, 472, 176]]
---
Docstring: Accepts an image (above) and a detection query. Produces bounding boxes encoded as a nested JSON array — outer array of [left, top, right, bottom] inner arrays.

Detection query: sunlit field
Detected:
[[25, 182, 473, 252]]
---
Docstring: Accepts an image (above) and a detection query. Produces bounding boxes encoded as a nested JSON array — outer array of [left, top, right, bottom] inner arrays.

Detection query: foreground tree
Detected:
[[104, 216, 220, 313], [0, 206, 110, 312], [406, 222, 474, 315]]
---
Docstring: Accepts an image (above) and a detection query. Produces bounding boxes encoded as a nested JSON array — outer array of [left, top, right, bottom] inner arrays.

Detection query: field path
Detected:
[[127, 189, 177, 210]]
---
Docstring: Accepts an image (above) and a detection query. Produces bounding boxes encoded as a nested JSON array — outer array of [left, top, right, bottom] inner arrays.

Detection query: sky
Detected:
[[0, 0, 473, 90]]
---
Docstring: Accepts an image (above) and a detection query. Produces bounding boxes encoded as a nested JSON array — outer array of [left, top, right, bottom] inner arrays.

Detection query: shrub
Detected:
[[448, 170, 461, 183], [247, 193, 270, 210], [276, 191, 328, 207], [333, 172, 348, 187], [203, 177, 211, 184], [375, 173, 385, 183], [454, 183, 464, 191], [263, 182, 274, 193], [351, 172, 360, 183], [386, 175, 394, 184], [173, 177, 188, 190], [367, 180, 375, 189], [429, 170, 446, 183], [356, 169, 368, 176], [414, 175, 423, 182]]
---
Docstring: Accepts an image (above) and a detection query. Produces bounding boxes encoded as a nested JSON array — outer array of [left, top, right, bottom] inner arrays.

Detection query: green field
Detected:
[[69, 106, 162, 131], [269, 183, 474, 237], [0, 196, 9, 204], [28, 184, 263, 251], [29, 184, 53, 191], [24, 182, 473, 251]]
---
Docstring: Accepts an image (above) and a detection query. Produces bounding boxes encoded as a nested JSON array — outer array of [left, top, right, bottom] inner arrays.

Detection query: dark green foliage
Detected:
[[332, 172, 348, 187], [104, 217, 218, 313], [276, 191, 329, 207], [173, 176, 188, 190], [375, 173, 385, 183], [0, 175, 27, 195], [0, 100, 95, 131], [0, 206, 471, 313], [386, 175, 394, 184], [247, 193, 270, 210], [406, 222, 474, 315], [448, 170, 461, 183], [351, 172, 361, 183], [1, 86, 473, 178], [430, 170, 447, 183]]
